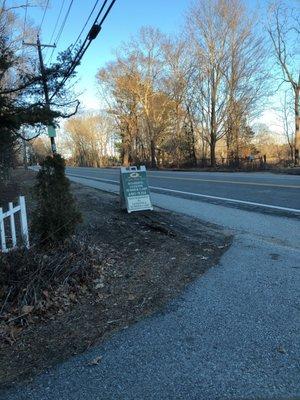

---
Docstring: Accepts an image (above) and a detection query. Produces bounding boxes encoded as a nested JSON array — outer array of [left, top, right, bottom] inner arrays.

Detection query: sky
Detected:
[[14, 0, 297, 133]]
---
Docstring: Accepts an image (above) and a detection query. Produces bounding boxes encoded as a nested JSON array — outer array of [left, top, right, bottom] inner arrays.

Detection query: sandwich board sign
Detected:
[[120, 166, 153, 213]]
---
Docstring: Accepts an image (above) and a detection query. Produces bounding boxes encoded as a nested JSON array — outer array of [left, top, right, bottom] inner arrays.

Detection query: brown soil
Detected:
[[0, 168, 231, 389]]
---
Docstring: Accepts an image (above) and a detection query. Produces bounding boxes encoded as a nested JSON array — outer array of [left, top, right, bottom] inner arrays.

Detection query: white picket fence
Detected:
[[0, 196, 29, 253]]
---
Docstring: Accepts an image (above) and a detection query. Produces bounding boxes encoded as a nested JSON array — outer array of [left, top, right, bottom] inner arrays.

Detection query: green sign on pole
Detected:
[[120, 166, 153, 213], [47, 125, 56, 138]]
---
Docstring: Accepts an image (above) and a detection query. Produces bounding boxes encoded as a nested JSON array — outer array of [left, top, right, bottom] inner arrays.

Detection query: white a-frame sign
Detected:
[[120, 166, 153, 213]]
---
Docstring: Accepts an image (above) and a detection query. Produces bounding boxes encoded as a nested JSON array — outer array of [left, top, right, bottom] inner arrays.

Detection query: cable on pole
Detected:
[[22, 0, 29, 40], [50, 0, 116, 100], [39, 0, 50, 34], [70, 0, 101, 52], [48, 0, 66, 46], [48, 0, 74, 64]]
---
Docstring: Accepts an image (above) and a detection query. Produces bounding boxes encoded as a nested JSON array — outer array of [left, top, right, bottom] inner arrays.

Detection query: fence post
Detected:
[[0, 207, 7, 252], [19, 196, 29, 249], [9, 202, 17, 248]]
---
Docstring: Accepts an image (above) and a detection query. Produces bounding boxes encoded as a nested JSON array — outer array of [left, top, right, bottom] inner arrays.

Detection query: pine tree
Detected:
[[31, 154, 81, 244]]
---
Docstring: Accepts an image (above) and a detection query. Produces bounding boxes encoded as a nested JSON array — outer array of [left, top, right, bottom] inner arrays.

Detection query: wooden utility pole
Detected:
[[295, 83, 300, 165], [23, 36, 57, 154]]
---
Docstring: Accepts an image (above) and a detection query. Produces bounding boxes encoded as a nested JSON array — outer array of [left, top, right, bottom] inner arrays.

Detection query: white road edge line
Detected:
[[67, 173, 300, 214]]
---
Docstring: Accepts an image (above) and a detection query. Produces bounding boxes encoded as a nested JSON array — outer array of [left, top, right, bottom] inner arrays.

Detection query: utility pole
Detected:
[[22, 137, 28, 170], [23, 36, 57, 154]]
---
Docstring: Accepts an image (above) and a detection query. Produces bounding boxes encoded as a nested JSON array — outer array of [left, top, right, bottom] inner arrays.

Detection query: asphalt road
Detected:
[[65, 167, 300, 214], [3, 167, 299, 399]]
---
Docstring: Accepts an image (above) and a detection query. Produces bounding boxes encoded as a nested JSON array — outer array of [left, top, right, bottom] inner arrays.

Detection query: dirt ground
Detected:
[[0, 169, 231, 389]]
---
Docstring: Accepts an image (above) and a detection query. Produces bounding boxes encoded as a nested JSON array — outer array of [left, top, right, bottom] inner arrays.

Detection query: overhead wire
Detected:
[[38, 0, 50, 34], [22, 0, 29, 40], [66, 0, 109, 70], [48, 0, 74, 64], [48, 0, 66, 46], [70, 0, 101, 52], [50, 0, 116, 100], [44, 0, 66, 60]]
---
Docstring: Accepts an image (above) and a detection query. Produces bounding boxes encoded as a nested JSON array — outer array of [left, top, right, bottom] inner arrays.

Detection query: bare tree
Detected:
[[186, 0, 232, 166], [98, 58, 141, 166], [267, 1, 300, 164], [187, 0, 267, 166]]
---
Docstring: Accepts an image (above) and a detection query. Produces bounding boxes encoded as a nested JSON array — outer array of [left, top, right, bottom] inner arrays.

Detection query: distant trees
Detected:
[[28, 137, 52, 164], [64, 114, 116, 167], [96, 0, 269, 168]]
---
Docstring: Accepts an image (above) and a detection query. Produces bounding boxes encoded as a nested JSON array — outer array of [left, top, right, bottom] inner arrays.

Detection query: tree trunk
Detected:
[[295, 86, 300, 165], [210, 75, 217, 168], [210, 141, 216, 167], [122, 147, 130, 167], [187, 105, 197, 166], [150, 139, 157, 168]]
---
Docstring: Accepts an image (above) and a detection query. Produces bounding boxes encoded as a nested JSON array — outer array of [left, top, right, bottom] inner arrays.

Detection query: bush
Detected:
[[0, 238, 104, 339], [31, 154, 81, 244]]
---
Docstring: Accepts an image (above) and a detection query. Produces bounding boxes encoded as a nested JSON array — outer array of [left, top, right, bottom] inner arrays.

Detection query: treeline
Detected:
[[93, 0, 298, 168], [98, 0, 267, 168]]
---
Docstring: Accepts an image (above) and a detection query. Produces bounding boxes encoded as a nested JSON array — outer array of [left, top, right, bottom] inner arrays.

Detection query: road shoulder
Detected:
[[0, 171, 230, 390]]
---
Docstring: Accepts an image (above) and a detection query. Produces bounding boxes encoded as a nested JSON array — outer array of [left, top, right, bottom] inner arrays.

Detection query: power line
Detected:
[[54, 0, 74, 45], [48, 0, 66, 47], [48, 0, 74, 64], [70, 0, 101, 52], [22, 0, 29, 39], [50, 0, 116, 100], [67, 0, 109, 67], [97, 0, 116, 27], [45, 0, 66, 61], [39, 0, 50, 34]]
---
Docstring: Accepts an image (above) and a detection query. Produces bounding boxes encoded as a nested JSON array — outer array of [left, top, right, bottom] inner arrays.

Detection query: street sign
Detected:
[[47, 125, 56, 138], [120, 166, 153, 213]]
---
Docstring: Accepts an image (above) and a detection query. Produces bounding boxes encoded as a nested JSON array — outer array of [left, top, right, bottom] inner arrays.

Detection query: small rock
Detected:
[[87, 356, 102, 366], [94, 283, 104, 290], [276, 346, 286, 354]]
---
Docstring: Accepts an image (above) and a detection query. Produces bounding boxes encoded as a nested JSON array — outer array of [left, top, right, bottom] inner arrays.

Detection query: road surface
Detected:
[[3, 167, 299, 400], [65, 167, 300, 215]]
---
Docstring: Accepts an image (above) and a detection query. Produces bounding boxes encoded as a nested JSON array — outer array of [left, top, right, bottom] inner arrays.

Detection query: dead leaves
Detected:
[[0, 324, 23, 345], [0, 239, 107, 344]]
